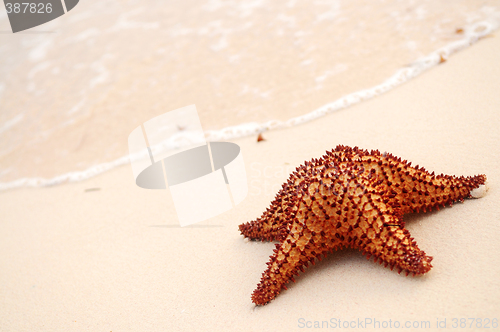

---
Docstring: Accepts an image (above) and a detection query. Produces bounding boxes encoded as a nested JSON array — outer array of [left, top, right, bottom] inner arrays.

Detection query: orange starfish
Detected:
[[239, 145, 487, 305]]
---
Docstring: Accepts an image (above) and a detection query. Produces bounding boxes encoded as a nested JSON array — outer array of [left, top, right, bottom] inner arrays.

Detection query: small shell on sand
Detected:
[[471, 184, 488, 198]]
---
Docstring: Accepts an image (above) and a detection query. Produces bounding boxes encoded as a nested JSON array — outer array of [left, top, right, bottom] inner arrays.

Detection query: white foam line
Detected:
[[0, 19, 498, 192], [204, 20, 498, 140]]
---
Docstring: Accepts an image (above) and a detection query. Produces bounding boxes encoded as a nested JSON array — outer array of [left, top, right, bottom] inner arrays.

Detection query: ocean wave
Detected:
[[0, 18, 498, 192]]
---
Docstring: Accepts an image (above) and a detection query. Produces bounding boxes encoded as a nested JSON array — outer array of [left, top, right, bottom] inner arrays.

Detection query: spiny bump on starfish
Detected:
[[239, 145, 486, 305]]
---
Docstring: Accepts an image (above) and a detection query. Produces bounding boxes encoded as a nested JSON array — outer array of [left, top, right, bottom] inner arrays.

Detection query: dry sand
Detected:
[[1, 23, 500, 332]]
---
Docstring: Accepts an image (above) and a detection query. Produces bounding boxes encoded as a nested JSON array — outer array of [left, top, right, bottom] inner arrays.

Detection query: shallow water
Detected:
[[0, 0, 499, 188]]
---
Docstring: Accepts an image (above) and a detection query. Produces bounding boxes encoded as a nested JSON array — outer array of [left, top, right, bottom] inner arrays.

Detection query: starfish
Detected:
[[239, 145, 487, 305]]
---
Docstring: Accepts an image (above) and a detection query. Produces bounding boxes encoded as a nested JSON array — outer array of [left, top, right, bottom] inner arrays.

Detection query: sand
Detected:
[[1, 21, 500, 332]]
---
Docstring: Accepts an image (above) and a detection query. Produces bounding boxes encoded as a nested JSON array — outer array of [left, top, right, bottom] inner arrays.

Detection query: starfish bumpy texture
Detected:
[[239, 145, 486, 305]]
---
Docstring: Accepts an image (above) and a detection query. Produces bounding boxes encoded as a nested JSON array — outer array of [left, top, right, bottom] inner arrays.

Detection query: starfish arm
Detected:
[[359, 224, 433, 275], [239, 188, 296, 241], [239, 169, 309, 241], [251, 222, 339, 305], [394, 172, 487, 214], [358, 151, 487, 214], [347, 189, 433, 275], [238, 198, 283, 241]]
